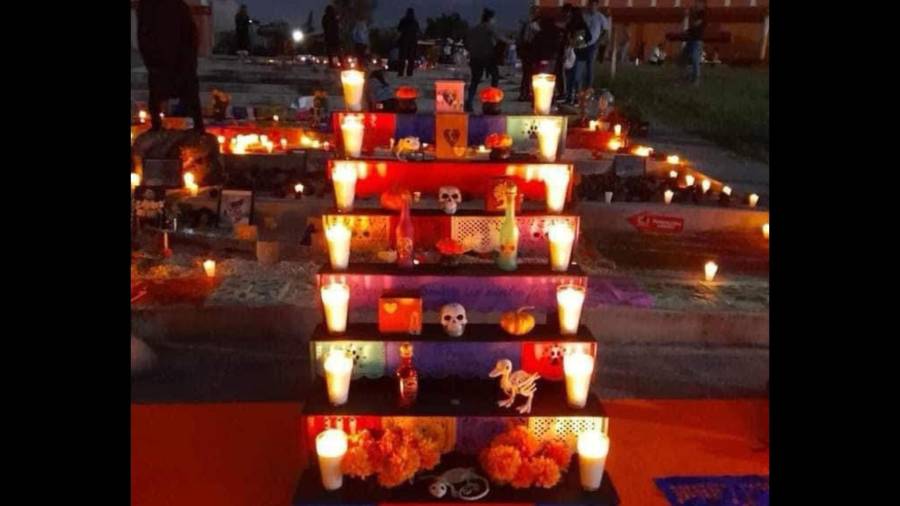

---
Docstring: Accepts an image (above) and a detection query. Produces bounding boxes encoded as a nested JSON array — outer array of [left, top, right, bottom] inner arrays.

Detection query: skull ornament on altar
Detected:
[[438, 186, 462, 215], [440, 303, 467, 337]]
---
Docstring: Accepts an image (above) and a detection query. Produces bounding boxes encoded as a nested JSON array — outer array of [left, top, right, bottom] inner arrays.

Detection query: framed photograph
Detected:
[[133, 186, 167, 228], [217, 189, 254, 229]]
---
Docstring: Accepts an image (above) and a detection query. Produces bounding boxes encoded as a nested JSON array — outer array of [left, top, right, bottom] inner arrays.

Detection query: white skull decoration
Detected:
[[440, 303, 467, 337], [438, 186, 462, 215]]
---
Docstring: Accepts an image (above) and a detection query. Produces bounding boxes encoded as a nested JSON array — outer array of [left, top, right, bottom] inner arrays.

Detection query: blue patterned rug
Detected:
[[655, 475, 769, 506]]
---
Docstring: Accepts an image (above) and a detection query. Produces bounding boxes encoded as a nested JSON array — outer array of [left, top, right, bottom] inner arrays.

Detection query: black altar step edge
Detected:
[[292, 452, 619, 505], [322, 208, 582, 218], [302, 378, 605, 418], [318, 263, 587, 278], [311, 323, 596, 343]]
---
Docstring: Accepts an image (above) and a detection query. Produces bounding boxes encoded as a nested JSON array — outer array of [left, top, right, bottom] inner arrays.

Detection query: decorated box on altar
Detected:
[[486, 177, 525, 212], [435, 113, 468, 159], [435, 80, 465, 113], [507, 116, 567, 159], [378, 292, 423, 335]]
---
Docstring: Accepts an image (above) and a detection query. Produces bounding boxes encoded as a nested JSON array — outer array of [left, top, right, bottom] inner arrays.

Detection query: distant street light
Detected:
[[292, 29, 304, 43]]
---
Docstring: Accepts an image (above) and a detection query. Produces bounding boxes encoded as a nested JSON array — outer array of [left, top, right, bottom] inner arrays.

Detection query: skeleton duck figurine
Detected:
[[489, 359, 540, 414]]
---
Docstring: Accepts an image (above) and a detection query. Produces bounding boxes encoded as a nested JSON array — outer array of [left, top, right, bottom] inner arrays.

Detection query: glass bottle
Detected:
[[396, 197, 415, 268], [396, 342, 418, 407], [496, 183, 519, 271]]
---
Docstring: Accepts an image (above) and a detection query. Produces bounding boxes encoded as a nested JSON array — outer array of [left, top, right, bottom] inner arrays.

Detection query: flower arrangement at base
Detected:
[[480, 87, 504, 115], [479, 424, 572, 490], [395, 86, 419, 114], [340, 425, 444, 488], [485, 133, 513, 160], [436, 238, 466, 266]]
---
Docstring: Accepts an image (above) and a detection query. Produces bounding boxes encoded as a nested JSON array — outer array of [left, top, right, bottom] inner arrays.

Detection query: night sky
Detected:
[[239, 0, 530, 31]]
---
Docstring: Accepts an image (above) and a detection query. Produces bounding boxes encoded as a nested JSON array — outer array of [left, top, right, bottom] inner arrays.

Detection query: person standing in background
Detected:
[[684, 0, 707, 84], [396, 8, 421, 77], [568, 7, 592, 104], [352, 15, 370, 59], [464, 8, 511, 112], [322, 5, 341, 68], [582, 0, 609, 91], [234, 4, 250, 55], [516, 6, 540, 102], [137, 0, 204, 132]]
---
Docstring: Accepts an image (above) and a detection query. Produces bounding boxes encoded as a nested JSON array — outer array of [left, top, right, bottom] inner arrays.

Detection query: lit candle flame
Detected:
[[685, 174, 695, 187], [762, 223, 769, 239], [704, 261, 718, 282], [722, 186, 732, 196], [131, 172, 141, 189], [701, 179, 711, 193], [666, 155, 680, 164]]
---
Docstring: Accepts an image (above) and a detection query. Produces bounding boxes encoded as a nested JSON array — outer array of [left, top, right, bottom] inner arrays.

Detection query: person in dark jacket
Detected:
[[684, 0, 706, 84], [396, 8, 421, 77], [463, 8, 511, 112], [137, 0, 204, 132], [517, 6, 540, 101], [234, 4, 250, 54], [322, 5, 341, 68]]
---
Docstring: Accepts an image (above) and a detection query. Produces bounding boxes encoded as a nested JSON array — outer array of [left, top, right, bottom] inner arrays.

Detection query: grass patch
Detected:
[[595, 64, 769, 163]]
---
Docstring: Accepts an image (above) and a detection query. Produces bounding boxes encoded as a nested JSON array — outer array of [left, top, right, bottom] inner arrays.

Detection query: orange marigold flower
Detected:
[[528, 456, 562, 489], [510, 459, 535, 488], [415, 435, 442, 471], [378, 443, 421, 487], [540, 440, 573, 471], [342, 444, 375, 478], [493, 425, 540, 458], [480, 444, 522, 484]]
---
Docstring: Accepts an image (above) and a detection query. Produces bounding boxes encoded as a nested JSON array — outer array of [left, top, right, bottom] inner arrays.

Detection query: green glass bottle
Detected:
[[497, 183, 519, 271]]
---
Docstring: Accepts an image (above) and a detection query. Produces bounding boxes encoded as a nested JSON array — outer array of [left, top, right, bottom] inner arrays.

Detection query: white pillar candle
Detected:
[[749, 193, 759, 207], [203, 259, 216, 277], [532, 74, 556, 115], [323, 349, 353, 406], [704, 261, 718, 282], [684, 174, 695, 187], [669, 170, 678, 179], [588, 120, 599, 131], [332, 161, 359, 212], [548, 223, 575, 272], [722, 185, 732, 196], [325, 222, 352, 270], [340, 115, 364, 158], [131, 172, 141, 190], [183, 172, 195, 186], [321, 282, 350, 334], [542, 166, 570, 213], [564, 350, 595, 408], [577, 431, 610, 491], [666, 155, 680, 165], [701, 179, 711, 193], [762, 223, 769, 239], [613, 124, 622, 136], [557, 284, 586, 335], [604, 191, 613, 204], [340, 70, 365, 112], [315, 429, 348, 490], [664, 189, 674, 204], [537, 120, 562, 162]]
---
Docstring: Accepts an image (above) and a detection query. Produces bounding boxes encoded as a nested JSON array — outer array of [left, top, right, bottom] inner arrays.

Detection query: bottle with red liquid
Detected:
[[395, 196, 415, 268], [396, 342, 418, 407]]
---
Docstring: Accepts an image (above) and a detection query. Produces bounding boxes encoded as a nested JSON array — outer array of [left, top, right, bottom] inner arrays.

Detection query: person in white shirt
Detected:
[[582, 0, 610, 91]]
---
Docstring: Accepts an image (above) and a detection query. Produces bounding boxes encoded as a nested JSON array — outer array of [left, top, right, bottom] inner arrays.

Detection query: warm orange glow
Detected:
[[138, 110, 148, 124], [685, 174, 695, 187], [607, 138, 623, 151], [701, 179, 711, 193], [613, 124, 622, 136], [722, 186, 732, 196], [669, 170, 678, 179], [183, 172, 195, 186], [762, 223, 769, 239], [131, 172, 140, 189], [294, 183, 304, 194], [632, 145, 652, 157], [666, 155, 680, 164], [203, 259, 216, 277], [273, 115, 279, 122], [749, 193, 759, 208], [704, 261, 718, 282]]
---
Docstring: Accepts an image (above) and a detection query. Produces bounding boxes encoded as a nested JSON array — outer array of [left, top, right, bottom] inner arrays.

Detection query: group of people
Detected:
[[516, 0, 610, 106]]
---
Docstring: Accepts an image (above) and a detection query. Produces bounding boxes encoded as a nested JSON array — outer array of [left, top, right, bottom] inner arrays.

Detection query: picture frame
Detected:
[[217, 189, 255, 229], [133, 185, 167, 229]]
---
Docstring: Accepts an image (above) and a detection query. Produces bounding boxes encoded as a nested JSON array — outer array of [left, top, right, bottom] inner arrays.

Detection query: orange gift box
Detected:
[[378, 292, 423, 335]]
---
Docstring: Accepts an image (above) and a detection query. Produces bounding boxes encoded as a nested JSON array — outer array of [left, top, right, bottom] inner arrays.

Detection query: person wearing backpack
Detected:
[[582, 0, 610, 91]]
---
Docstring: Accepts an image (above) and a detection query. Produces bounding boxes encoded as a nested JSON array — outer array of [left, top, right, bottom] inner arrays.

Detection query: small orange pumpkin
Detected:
[[395, 86, 419, 100], [500, 307, 536, 336], [480, 86, 504, 103], [380, 187, 411, 210]]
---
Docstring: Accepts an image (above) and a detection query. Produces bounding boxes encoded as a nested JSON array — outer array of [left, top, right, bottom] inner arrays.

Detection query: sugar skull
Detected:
[[440, 303, 467, 337], [438, 186, 462, 215]]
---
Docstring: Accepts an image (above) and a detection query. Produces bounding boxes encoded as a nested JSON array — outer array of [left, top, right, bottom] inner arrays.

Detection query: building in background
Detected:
[[131, 0, 215, 57], [533, 0, 769, 64]]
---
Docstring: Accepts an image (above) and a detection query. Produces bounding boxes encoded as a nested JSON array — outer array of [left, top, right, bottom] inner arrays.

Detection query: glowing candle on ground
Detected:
[[323, 349, 353, 406], [273, 115, 279, 122], [607, 138, 623, 151], [666, 155, 680, 165], [685, 174, 695, 187], [340, 115, 364, 158], [557, 284, 586, 335], [548, 223, 575, 272], [532, 74, 556, 115], [315, 429, 348, 490], [613, 124, 622, 136], [281, 138, 288, 150], [217, 135, 226, 145], [183, 172, 195, 186], [577, 431, 610, 491], [749, 193, 759, 208], [722, 185, 732, 196], [332, 161, 359, 212], [588, 120, 599, 131], [633, 145, 652, 157], [664, 189, 674, 204], [295, 183, 305, 194], [138, 110, 148, 124], [762, 223, 769, 239], [321, 282, 350, 334], [704, 261, 718, 282], [340, 70, 365, 112], [203, 259, 216, 277], [604, 191, 613, 204], [537, 120, 562, 162], [542, 166, 571, 213], [701, 179, 711, 193], [564, 350, 595, 408], [131, 172, 140, 190], [325, 222, 352, 270], [186, 182, 199, 197]]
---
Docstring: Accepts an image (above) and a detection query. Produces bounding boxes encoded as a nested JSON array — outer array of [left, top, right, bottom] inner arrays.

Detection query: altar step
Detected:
[[292, 451, 619, 506]]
